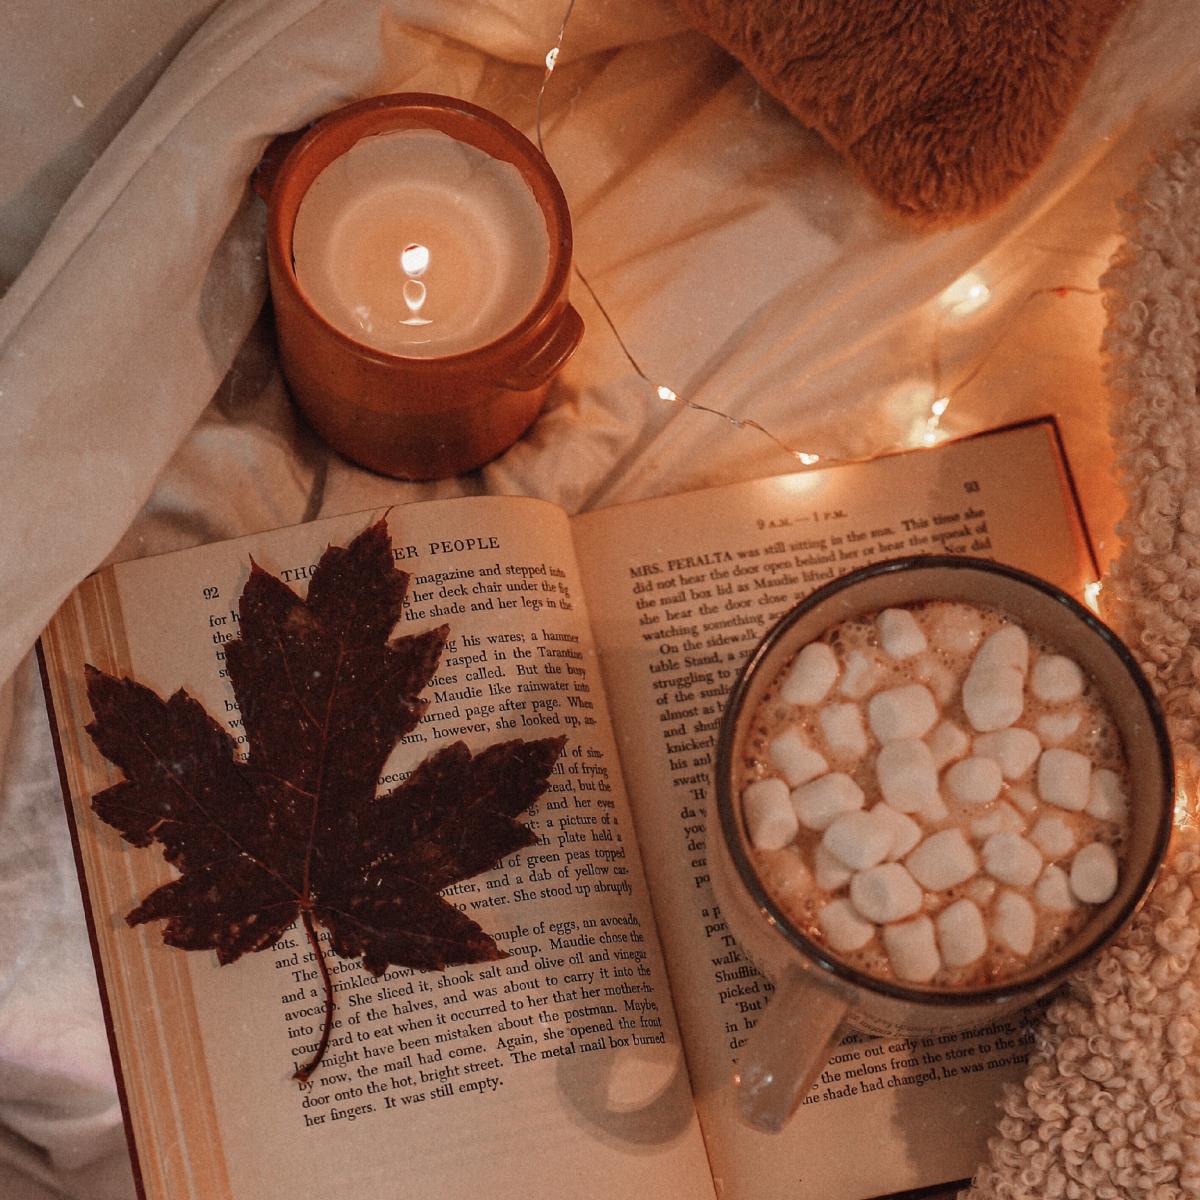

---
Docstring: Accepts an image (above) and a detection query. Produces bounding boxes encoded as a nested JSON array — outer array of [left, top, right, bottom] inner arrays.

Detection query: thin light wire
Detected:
[[532, 1, 1100, 472], [534, 15, 831, 466]]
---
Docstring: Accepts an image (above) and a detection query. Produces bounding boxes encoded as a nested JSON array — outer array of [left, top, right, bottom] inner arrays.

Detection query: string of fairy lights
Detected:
[[532, 0, 1105, 481], [535, 0, 821, 466]]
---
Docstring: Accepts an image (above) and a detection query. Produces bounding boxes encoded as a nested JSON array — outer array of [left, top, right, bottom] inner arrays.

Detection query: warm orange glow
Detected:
[[940, 272, 991, 317]]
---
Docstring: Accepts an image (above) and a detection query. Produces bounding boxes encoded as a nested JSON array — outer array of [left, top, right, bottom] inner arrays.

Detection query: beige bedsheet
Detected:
[[2, 2, 1199, 1196]]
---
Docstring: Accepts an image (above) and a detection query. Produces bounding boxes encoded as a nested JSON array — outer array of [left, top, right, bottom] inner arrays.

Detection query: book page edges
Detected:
[[39, 572, 232, 1200]]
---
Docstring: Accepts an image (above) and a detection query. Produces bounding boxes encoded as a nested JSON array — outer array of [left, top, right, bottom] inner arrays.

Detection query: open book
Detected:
[[39, 421, 1094, 1200]]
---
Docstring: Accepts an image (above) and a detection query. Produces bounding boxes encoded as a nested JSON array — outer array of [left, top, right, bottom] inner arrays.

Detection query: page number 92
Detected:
[[202, 586, 220, 600], [964, 480, 980, 494]]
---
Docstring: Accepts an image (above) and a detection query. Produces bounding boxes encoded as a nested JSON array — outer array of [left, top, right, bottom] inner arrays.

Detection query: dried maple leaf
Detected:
[[85, 519, 565, 1080]]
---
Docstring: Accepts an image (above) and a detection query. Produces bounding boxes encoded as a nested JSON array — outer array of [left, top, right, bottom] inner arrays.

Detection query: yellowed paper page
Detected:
[[41, 498, 715, 1200], [572, 423, 1093, 1200]]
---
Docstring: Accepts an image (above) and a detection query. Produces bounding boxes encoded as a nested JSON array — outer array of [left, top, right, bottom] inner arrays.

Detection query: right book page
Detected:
[[571, 422, 1095, 1200]]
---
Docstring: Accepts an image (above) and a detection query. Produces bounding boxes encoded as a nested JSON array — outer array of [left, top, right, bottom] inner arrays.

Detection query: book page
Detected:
[[572, 423, 1093, 1200], [40, 498, 716, 1200]]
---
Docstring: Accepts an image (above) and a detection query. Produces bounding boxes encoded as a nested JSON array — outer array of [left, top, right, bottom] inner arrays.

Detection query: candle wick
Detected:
[[403, 279, 426, 313], [401, 278, 430, 325]]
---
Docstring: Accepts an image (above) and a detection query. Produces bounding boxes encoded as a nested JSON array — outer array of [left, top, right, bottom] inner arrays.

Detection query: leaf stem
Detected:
[[293, 909, 334, 1083]]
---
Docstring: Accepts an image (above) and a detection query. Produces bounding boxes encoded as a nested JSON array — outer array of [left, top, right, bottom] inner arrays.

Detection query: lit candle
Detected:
[[259, 94, 581, 479], [291, 129, 550, 357]]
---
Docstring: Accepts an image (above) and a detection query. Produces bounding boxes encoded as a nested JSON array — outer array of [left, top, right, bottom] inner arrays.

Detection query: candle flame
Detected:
[[401, 243, 430, 277], [399, 244, 433, 325]]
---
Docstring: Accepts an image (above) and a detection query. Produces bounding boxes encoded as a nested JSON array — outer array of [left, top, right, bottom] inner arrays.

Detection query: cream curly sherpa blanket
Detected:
[[965, 122, 1200, 1200]]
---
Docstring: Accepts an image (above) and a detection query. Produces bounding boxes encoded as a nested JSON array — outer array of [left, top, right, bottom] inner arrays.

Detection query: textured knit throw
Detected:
[[676, 0, 1130, 224], [965, 118, 1200, 1200]]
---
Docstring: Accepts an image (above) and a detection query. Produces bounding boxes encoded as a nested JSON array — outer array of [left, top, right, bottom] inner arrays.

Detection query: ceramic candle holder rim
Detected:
[[265, 92, 574, 369], [714, 554, 1175, 1009]]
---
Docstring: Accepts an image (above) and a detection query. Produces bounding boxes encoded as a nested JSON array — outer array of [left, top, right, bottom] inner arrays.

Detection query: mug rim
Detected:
[[714, 554, 1174, 1008], [264, 91, 574, 369]]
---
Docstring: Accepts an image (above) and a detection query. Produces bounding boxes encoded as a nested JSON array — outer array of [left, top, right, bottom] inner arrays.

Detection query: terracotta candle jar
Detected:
[[257, 93, 582, 480]]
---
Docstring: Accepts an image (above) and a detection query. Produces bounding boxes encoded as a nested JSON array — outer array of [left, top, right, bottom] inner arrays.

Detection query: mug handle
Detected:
[[497, 305, 584, 391], [734, 971, 849, 1133]]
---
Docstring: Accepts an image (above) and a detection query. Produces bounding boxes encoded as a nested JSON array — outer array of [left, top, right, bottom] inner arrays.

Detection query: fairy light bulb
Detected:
[[1174, 786, 1194, 827], [939, 272, 991, 318]]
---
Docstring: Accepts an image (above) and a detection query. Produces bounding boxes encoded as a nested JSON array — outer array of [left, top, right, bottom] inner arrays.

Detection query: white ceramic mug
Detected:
[[711, 556, 1173, 1133]]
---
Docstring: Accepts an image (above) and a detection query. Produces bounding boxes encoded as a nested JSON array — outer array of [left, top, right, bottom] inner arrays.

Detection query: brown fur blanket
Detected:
[[676, 0, 1130, 224]]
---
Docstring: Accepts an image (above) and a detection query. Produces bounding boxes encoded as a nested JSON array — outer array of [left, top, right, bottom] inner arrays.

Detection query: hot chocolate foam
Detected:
[[740, 601, 1129, 988]]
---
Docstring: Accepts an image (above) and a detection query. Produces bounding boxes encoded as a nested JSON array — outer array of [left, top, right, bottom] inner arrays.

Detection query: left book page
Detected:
[[39, 499, 715, 1200]]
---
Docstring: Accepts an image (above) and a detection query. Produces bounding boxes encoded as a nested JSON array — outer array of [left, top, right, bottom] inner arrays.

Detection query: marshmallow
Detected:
[[760, 848, 812, 902], [975, 624, 1030, 674], [882, 916, 941, 982], [969, 802, 1026, 839], [945, 756, 1004, 806], [921, 790, 950, 822], [839, 649, 884, 700], [966, 876, 997, 907], [1031, 654, 1084, 704], [850, 863, 923, 923], [914, 655, 956, 707], [793, 773, 865, 830], [878, 608, 928, 659], [927, 719, 970, 769], [781, 641, 839, 705], [872, 804, 923, 861], [1035, 864, 1075, 912], [823, 810, 893, 871], [992, 890, 1036, 956], [1037, 748, 1091, 811], [973, 728, 1041, 779], [876, 738, 940, 813], [1008, 786, 1039, 815], [1036, 710, 1082, 745], [743, 779, 799, 850], [819, 702, 869, 761], [982, 832, 1043, 886], [818, 898, 875, 953], [936, 899, 988, 968], [868, 684, 939, 743], [962, 665, 1025, 732], [929, 603, 983, 656], [767, 726, 829, 788], [1087, 769, 1127, 822], [815, 842, 853, 891], [1070, 843, 1119, 904], [1030, 815, 1075, 860], [906, 828, 978, 891]]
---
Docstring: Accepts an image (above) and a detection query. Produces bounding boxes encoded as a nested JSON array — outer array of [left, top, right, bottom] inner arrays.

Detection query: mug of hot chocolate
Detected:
[[711, 556, 1173, 1134]]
